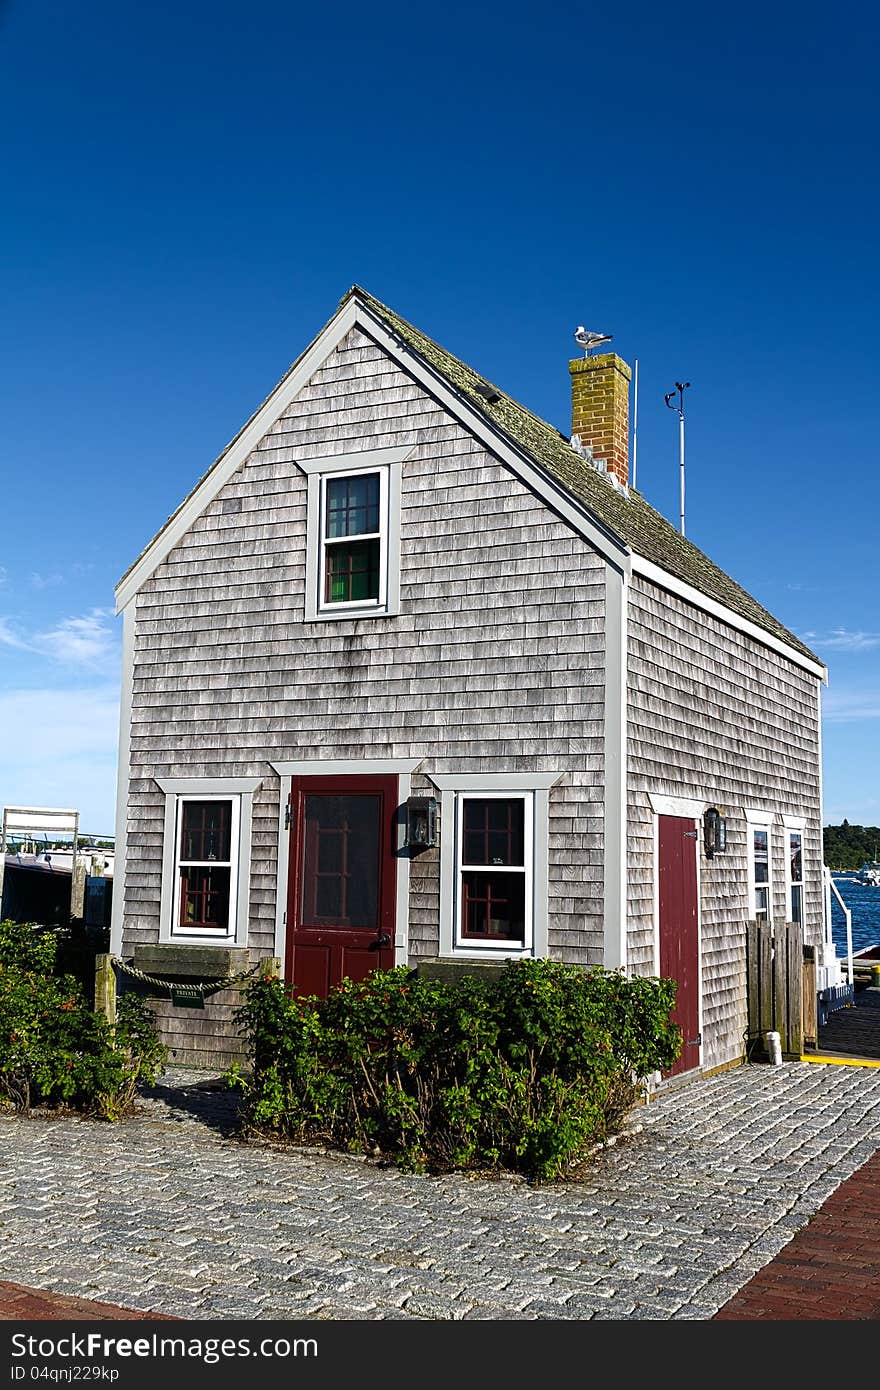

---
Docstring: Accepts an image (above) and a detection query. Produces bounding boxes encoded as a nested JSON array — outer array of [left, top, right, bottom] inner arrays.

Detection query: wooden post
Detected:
[[263, 957, 282, 979], [94, 953, 117, 1025], [71, 859, 87, 920], [802, 946, 817, 1050]]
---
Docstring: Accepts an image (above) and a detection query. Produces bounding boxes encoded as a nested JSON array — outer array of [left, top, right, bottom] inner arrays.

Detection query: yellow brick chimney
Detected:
[[569, 353, 632, 488]]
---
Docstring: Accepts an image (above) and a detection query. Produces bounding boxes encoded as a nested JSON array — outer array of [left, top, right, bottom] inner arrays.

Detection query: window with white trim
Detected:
[[156, 777, 261, 947], [786, 828, 805, 926], [302, 450, 404, 621], [172, 795, 240, 938], [455, 793, 533, 952], [749, 822, 773, 922], [320, 468, 385, 610]]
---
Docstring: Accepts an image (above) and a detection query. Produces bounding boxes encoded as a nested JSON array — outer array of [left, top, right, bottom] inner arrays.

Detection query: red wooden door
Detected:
[[658, 814, 701, 1077], [286, 775, 397, 998]]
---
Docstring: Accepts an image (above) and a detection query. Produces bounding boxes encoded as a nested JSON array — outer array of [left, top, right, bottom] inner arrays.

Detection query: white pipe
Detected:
[[679, 411, 686, 536], [632, 359, 639, 491]]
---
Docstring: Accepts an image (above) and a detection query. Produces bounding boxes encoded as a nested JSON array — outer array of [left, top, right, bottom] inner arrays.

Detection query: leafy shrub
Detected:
[[231, 960, 680, 1182], [0, 920, 167, 1118]]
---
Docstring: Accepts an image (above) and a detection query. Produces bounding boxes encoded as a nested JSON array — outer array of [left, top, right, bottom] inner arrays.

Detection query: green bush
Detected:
[[231, 960, 680, 1182], [0, 920, 167, 1118]]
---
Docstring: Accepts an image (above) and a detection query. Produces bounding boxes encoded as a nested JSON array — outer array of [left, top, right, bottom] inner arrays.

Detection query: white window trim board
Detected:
[[170, 794, 241, 942], [271, 764, 413, 967], [156, 778, 262, 947], [648, 792, 707, 819], [744, 806, 775, 825], [109, 598, 136, 955], [781, 814, 807, 830], [428, 772, 563, 792], [451, 791, 535, 955], [303, 451, 406, 622]]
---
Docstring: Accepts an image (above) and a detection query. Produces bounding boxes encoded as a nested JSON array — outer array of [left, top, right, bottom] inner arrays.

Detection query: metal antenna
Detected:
[[664, 380, 691, 535]]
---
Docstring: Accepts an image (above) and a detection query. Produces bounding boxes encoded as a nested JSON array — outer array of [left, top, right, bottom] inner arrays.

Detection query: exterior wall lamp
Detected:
[[704, 806, 727, 858], [404, 796, 437, 850]]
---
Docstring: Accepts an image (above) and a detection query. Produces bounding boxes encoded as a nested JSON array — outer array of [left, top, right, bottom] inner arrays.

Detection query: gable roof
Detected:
[[116, 285, 823, 676], [348, 287, 821, 669]]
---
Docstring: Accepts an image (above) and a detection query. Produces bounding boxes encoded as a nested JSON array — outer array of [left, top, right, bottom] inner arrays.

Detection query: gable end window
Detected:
[[302, 449, 406, 621]]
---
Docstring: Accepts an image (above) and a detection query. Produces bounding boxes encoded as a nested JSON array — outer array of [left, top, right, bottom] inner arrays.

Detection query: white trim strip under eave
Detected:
[[631, 555, 827, 682], [114, 298, 360, 613], [109, 599, 136, 955]]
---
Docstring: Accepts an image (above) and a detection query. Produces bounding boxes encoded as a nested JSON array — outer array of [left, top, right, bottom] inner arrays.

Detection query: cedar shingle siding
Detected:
[[626, 574, 822, 1070]]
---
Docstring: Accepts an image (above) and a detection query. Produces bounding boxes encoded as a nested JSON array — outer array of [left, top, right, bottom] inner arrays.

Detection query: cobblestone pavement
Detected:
[[2, 1062, 879, 1321]]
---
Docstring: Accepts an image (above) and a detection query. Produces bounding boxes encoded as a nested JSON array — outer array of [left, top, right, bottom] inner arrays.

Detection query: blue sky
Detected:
[[1, 1, 878, 832]]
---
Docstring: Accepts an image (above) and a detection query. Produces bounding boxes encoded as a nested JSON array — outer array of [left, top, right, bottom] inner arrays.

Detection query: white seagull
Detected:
[[574, 326, 612, 356]]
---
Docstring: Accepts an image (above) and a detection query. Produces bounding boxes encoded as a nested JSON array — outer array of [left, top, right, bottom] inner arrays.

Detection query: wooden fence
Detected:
[[746, 920, 804, 1059]]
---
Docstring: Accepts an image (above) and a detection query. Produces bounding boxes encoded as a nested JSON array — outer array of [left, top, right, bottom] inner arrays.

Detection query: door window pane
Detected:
[[301, 794, 380, 928]]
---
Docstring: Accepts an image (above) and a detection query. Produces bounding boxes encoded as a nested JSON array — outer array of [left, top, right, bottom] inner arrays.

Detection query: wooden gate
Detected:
[[746, 920, 803, 1058]]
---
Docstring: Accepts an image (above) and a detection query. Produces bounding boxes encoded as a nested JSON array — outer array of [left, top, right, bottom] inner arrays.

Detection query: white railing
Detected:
[[823, 865, 854, 986]]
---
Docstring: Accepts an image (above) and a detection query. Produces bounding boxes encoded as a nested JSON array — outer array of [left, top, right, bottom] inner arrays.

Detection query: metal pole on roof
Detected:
[[665, 381, 690, 536], [632, 359, 639, 491]]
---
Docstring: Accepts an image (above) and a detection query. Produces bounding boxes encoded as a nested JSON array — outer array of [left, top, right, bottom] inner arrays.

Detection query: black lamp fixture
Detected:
[[703, 806, 727, 858], [404, 796, 437, 850]]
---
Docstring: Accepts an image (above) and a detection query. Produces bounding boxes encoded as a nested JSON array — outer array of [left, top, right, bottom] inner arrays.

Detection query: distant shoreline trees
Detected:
[[823, 821, 880, 870]]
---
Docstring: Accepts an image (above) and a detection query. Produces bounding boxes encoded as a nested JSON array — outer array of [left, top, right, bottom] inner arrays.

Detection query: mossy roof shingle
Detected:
[[348, 286, 819, 666]]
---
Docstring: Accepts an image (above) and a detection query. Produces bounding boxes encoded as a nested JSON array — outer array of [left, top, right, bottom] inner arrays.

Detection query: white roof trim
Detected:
[[114, 289, 827, 684], [114, 298, 359, 612], [115, 295, 633, 610], [632, 555, 827, 681]]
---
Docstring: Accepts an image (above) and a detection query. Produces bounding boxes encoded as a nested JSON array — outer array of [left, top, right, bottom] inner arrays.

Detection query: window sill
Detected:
[[305, 605, 399, 623]]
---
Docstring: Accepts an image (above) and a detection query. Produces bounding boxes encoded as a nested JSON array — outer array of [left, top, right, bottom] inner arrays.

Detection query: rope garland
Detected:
[[110, 955, 272, 1000]]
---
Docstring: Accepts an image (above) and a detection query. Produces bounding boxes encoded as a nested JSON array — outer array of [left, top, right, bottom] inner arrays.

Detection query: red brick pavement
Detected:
[[715, 1149, 880, 1320], [0, 1280, 177, 1321]]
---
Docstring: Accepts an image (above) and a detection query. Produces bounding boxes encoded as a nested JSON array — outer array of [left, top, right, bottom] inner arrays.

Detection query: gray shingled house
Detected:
[[110, 287, 828, 1077]]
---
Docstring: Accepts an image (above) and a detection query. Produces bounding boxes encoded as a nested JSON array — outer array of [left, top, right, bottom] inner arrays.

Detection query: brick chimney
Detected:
[[569, 353, 632, 488]]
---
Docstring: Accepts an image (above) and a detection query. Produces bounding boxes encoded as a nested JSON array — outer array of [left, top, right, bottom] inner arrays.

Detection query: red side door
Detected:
[[658, 814, 701, 1077], [286, 774, 397, 998]]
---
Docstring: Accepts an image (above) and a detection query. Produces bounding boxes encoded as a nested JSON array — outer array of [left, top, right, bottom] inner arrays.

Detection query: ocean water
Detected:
[[829, 876, 880, 955]]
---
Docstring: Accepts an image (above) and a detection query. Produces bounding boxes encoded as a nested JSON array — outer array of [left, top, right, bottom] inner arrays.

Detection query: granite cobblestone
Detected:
[[1, 1061, 879, 1320]]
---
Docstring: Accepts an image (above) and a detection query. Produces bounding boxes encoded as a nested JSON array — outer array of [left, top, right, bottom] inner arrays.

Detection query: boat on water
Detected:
[[855, 860, 880, 886]]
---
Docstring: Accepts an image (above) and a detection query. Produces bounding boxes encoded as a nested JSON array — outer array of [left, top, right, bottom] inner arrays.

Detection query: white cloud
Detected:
[[0, 608, 118, 669], [34, 608, 117, 667], [808, 629, 880, 653], [30, 571, 65, 591], [0, 685, 120, 830]]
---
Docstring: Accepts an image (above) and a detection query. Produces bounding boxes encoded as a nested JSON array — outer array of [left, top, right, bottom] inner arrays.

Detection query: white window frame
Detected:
[[156, 777, 262, 946], [782, 816, 806, 927], [745, 809, 774, 924], [455, 791, 534, 954], [301, 447, 408, 622], [429, 772, 561, 960]]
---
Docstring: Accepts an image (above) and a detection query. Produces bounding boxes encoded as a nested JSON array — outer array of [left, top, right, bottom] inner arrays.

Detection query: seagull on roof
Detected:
[[574, 327, 612, 356]]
